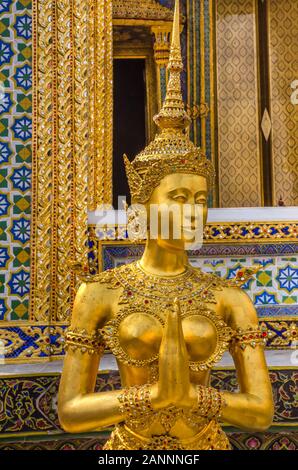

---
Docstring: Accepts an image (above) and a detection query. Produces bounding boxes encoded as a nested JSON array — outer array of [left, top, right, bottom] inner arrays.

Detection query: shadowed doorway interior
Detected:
[[113, 59, 146, 208]]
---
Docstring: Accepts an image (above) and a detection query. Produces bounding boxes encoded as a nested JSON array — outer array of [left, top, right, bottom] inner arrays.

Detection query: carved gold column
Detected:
[[151, 25, 171, 108], [88, 0, 113, 209], [30, 0, 108, 322], [268, 0, 298, 206]]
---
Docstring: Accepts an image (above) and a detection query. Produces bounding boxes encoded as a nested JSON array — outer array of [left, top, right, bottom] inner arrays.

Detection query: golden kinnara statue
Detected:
[[58, 0, 274, 450]]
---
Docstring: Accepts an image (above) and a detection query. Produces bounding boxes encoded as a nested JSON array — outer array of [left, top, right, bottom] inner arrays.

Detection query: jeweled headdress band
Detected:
[[124, 0, 215, 203]]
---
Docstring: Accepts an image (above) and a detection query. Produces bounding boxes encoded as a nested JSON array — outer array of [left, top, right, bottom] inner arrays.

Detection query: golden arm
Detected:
[[218, 288, 274, 431], [58, 282, 126, 433], [58, 349, 125, 433]]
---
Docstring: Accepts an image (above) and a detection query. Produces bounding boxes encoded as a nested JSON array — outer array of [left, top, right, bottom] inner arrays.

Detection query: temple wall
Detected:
[[0, 0, 297, 450]]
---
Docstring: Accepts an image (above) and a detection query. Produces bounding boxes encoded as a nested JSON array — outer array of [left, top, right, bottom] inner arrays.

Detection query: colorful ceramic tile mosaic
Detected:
[[0, 0, 32, 321], [0, 431, 297, 450], [0, 369, 296, 435]]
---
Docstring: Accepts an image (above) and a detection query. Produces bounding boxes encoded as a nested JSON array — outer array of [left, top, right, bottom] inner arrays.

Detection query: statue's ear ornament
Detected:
[[123, 154, 143, 201]]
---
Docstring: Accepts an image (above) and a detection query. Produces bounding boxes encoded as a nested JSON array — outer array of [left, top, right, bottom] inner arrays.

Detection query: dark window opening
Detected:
[[113, 59, 146, 208]]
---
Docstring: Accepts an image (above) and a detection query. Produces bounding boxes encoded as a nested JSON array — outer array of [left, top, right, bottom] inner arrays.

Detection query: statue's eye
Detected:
[[173, 195, 187, 203], [196, 197, 206, 204]]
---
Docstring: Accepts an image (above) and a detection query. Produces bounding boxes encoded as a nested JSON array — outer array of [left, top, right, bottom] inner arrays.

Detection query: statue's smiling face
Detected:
[[146, 173, 208, 250]]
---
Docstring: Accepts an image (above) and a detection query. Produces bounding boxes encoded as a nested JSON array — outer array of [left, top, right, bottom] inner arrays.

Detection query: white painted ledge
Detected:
[[88, 207, 298, 225], [0, 350, 295, 376], [207, 207, 298, 222]]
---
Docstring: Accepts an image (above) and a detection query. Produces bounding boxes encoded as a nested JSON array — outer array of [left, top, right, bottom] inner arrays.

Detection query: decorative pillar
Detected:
[[151, 25, 171, 108], [30, 0, 113, 323]]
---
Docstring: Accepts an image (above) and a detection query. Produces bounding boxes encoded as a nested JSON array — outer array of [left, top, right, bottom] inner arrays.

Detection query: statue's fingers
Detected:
[[161, 299, 184, 350], [173, 299, 190, 364]]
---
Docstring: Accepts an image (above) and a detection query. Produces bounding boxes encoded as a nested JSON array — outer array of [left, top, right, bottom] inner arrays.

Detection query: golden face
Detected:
[[145, 173, 208, 250]]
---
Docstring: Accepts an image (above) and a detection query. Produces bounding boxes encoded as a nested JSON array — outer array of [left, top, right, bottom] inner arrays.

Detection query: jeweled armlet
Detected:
[[229, 325, 268, 351], [64, 328, 105, 355]]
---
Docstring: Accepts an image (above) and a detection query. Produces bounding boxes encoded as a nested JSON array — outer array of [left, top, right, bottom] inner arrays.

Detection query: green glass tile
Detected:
[[17, 44, 32, 62], [282, 296, 297, 304], [16, 93, 32, 113], [13, 195, 31, 214], [0, 119, 9, 137], [0, 221, 8, 241], [0, 274, 5, 293], [0, 168, 8, 188], [13, 247, 30, 266], [0, 18, 10, 38], [16, 0, 32, 11], [257, 270, 273, 287], [0, 68, 10, 88], [11, 300, 29, 320], [16, 144, 32, 163]]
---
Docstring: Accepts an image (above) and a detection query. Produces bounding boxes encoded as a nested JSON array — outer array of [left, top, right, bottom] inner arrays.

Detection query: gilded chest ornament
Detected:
[[98, 261, 234, 372]]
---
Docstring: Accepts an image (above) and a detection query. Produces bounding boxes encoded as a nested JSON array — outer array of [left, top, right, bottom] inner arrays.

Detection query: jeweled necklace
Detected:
[[114, 260, 221, 304]]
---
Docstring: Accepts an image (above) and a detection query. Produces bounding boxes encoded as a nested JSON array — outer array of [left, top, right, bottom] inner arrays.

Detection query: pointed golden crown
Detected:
[[124, 0, 215, 203]]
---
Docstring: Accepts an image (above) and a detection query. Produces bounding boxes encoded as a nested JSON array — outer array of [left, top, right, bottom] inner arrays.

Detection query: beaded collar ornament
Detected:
[[123, 0, 215, 203]]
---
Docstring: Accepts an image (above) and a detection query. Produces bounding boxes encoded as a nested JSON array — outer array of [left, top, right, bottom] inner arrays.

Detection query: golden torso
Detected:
[[60, 257, 273, 450], [91, 261, 235, 439]]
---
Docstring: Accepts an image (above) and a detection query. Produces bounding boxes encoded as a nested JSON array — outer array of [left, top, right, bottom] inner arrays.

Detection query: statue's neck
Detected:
[[140, 238, 188, 277]]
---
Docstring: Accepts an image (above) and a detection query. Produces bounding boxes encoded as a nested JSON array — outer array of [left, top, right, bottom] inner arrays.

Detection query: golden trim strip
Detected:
[[55, 0, 73, 321], [89, 0, 113, 209], [192, 0, 197, 144], [30, 0, 55, 321], [200, 0, 206, 153], [209, 0, 218, 207], [50, 0, 59, 320], [89, 221, 298, 244], [29, 0, 38, 320], [186, 0, 190, 115], [72, 0, 89, 300], [29, 0, 89, 322]]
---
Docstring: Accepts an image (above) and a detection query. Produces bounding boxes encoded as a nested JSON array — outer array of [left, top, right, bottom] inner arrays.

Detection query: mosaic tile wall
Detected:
[[0, 0, 32, 321], [0, 369, 296, 434], [191, 255, 298, 309]]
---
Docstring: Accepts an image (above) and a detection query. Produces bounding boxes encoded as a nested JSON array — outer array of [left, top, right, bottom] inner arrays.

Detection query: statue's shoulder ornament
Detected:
[[197, 266, 260, 290], [225, 266, 261, 288], [70, 262, 125, 289]]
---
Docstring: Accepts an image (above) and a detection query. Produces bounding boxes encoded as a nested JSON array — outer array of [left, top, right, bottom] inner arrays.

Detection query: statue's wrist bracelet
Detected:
[[118, 384, 157, 431], [192, 385, 227, 419]]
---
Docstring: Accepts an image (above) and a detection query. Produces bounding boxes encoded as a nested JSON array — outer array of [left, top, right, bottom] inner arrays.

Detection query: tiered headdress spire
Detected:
[[124, 0, 215, 203], [154, 0, 191, 130]]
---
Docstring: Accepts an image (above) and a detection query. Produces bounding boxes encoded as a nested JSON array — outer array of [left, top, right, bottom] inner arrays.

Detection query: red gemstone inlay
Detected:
[[127, 291, 132, 296]]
